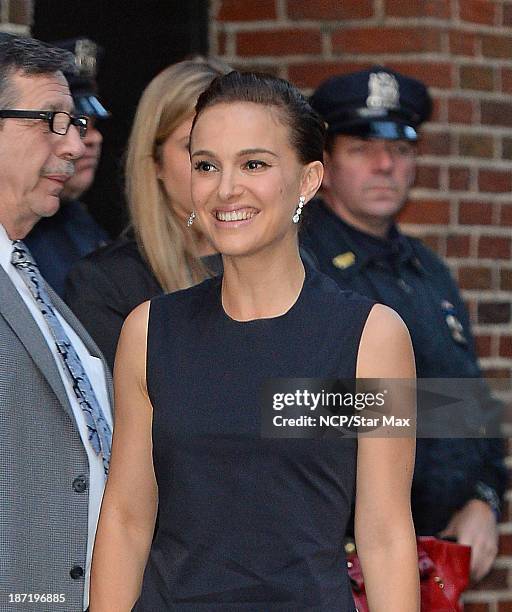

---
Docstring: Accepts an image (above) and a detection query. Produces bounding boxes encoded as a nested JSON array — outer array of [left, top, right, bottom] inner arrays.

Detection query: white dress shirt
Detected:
[[0, 223, 112, 610]]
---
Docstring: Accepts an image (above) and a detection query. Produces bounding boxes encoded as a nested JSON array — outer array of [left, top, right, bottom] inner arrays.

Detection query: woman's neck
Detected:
[[187, 229, 217, 257], [221, 237, 305, 321]]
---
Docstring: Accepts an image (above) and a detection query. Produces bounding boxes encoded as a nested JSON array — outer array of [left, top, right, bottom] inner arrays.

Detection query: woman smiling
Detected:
[[90, 72, 418, 612]]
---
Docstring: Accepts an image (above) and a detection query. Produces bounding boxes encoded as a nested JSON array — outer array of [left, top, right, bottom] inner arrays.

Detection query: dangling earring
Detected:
[[292, 195, 306, 224], [186, 211, 196, 227]]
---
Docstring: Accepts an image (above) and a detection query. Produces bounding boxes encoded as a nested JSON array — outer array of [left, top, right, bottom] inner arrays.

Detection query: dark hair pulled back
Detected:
[[191, 71, 325, 165]]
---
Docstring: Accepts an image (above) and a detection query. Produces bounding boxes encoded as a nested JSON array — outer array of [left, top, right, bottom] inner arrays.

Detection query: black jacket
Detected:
[[301, 199, 507, 534], [64, 236, 162, 371]]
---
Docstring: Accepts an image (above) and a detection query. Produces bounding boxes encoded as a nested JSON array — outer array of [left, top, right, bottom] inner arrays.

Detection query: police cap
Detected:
[[310, 66, 432, 141], [51, 38, 110, 119]]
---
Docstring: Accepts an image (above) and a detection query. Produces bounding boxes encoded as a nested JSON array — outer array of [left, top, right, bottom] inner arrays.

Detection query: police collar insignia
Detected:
[[332, 252, 356, 270], [366, 72, 400, 111]]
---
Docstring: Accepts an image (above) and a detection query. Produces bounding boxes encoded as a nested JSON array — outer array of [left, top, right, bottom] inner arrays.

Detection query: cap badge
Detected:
[[366, 72, 399, 110], [332, 252, 356, 270], [74, 39, 98, 78]]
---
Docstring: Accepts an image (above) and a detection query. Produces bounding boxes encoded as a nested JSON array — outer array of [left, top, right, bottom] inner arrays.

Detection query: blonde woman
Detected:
[[65, 57, 228, 369]]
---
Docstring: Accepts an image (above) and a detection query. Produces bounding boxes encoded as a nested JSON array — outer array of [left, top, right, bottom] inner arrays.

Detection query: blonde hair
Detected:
[[125, 57, 229, 292]]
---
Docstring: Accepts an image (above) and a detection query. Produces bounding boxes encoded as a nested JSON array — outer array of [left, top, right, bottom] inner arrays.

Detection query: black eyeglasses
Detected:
[[0, 110, 88, 138]]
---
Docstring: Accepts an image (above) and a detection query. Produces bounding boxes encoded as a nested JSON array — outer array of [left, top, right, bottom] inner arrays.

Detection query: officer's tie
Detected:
[[11, 240, 112, 475]]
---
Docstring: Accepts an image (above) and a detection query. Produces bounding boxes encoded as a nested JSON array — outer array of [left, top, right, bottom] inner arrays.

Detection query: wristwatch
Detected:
[[474, 481, 501, 521]]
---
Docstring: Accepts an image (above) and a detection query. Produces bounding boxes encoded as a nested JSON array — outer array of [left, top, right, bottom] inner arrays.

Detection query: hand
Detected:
[[438, 499, 498, 582]]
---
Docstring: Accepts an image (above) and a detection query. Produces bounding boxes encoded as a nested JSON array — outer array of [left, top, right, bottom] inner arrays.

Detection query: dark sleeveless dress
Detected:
[[134, 263, 374, 611]]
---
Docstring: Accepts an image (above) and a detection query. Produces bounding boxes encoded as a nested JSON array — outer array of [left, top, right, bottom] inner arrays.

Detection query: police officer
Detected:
[[302, 66, 507, 581], [26, 38, 110, 296]]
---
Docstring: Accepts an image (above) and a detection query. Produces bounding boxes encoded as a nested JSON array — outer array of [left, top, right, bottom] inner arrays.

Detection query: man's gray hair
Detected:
[[0, 33, 75, 107]]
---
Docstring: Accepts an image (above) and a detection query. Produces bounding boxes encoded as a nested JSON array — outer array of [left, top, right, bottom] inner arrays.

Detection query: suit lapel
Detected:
[[0, 266, 74, 420]]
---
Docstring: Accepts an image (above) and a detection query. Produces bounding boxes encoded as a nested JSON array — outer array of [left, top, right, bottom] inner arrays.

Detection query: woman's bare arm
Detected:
[[354, 304, 419, 612], [89, 301, 158, 612]]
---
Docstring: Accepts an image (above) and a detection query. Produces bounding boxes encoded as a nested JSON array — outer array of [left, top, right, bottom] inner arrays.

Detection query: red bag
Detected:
[[347, 536, 471, 611]]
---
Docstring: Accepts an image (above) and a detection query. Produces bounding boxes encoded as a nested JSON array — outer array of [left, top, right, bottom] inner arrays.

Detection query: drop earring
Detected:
[[186, 211, 196, 227], [292, 195, 306, 224]]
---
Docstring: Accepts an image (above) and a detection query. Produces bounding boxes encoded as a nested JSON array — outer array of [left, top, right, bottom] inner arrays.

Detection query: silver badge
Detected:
[[366, 72, 399, 110], [441, 300, 468, 345], [74, 39, 98, 78]]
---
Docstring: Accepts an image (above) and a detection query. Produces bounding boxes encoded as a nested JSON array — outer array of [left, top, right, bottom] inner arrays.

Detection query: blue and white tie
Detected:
[[11, 240, 112, 475]]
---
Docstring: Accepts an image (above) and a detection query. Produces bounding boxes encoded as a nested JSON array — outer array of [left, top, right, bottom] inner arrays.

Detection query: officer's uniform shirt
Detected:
[[301, 199, 507, 533], [26, 200, 109, 298]]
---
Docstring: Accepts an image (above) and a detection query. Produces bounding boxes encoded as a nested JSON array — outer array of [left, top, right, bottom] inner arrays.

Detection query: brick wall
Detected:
[[210, 0, 512, 609], [0, 0, 32, 32]]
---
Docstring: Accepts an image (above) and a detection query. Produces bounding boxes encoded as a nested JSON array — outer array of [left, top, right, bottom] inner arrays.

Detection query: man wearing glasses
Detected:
[[25, 38, 110, 298], [0, 34, 112, 612]]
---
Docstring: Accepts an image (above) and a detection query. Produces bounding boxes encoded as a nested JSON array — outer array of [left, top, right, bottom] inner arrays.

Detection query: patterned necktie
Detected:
[[11, 240, 112, 475]]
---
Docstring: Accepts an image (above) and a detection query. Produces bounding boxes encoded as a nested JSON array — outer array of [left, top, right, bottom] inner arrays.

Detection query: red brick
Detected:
[[387, 61, 452, 88], [288, 61, 369, 89], [473, 567, 509, 589], [415, 165, 440, 189], [464, 603, 490, 612], [499, 601, 512, 612], [500, 204, 512, 226], [217, 0, 277, 21], [332, 27, 442, 55], [417, 131, 450, 156], [459, 201, 493, 225], [499, 397, 512, 423], [483, 367, 511, 380], [478, 169, 512, 194], [501, 269, 512, 290], [504, 3, 512, 27], [446, 234, 471, 257], [449, 167, 470, 191], [502, 68, 512, 94], [459, 65, 494, 91], [448, 98, 473, 123], [478, 236, 511, 259], [466, 298, 477, 320], [475, 334, 492, 357], [449, 31, 477, 56], [459, 0, 496, 25], [237, 29, 322, 57], [385, 0, 451, 18], [458, 266, 492, 289], [287, 0, 373, 20], [500, 336, 512, 357], [8, 0, 32, 25], [502, 137, 512, 160], [217, 32, 227, 55], [420, 234, 443, 253], [232, 62, 281, 77], [398, 200, 450, 225], [458, 133, 494, 157], [482, 34, 512, 59], [481, 101, 512, 127], [429, 97, 444, 122]]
